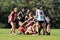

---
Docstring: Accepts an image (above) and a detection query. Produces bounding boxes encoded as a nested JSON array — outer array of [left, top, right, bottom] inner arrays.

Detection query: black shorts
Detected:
[[38, 21, 44, 24], [46, 23, 50, 26], [12, 19, 17, 22], [46, 23, 49, 25], [45, 21, 51, 26], [18, 19, 25, 23]]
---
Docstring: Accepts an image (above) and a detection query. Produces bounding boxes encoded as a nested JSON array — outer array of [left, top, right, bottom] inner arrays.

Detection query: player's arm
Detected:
[[8, 11, 13, 18], [35, 10, 38, 18], [17, 11, 22, 20], [8, 11, 14, 20], [25, 15, 29, 19], [42, 10, 45, 17], [48, 17, 50, 22], [42, 10, 46, 22], [8, 11, 14, 23], [21, 17, 33, 26]]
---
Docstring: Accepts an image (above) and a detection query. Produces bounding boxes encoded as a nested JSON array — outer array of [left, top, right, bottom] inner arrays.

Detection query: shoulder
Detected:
[[36, 9, 39, 11]]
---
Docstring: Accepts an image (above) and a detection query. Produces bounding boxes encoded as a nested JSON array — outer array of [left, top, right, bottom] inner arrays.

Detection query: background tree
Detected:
[[0, 0, 60, 28]]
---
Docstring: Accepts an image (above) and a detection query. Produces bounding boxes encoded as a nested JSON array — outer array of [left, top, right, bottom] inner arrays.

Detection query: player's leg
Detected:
[[36, 22, 41, 35], [35, 22, 39, 33], [25, 26, 33, 35], [32, 24, 35, 32], [32, 24, 38, 34], [25, 31, 28, 34], [47, 23, 50, 35], [42, 22, 47, 35], [25, 29, 31, 35], [10, 22, 15, 34], [13, 22, 16, 34]]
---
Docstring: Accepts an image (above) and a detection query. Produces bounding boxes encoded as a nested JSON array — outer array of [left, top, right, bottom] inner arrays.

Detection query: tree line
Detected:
[[0, 0, 60, 28]]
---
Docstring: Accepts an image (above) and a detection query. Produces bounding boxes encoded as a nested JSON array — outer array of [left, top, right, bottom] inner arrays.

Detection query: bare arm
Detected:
[[8, 11, 14, 23], [36, 10, 38, 18], [48, 17, 50, 21], [17, 11, 21, 17], [17, 11, 22, 20], [21, 17, 33, 26], [8, 11, 13, 18]]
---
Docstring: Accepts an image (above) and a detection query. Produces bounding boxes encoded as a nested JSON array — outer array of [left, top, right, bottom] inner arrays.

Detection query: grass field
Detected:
[[0, 29, 60, 40]]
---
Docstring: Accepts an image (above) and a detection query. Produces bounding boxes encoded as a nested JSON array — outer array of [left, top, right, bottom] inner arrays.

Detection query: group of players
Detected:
[[8, 6, 51, 35]]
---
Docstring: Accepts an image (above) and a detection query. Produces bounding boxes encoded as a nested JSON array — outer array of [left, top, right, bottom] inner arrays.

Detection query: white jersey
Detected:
[[36, 9, 44, 21], [45, 17, 50, 23]]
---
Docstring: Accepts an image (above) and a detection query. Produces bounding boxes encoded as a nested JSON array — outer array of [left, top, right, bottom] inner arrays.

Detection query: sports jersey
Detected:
[[37, 9, 44, 21]]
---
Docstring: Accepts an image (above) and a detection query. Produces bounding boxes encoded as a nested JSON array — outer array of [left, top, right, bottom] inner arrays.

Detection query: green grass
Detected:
[[0, 29, 60, 40]]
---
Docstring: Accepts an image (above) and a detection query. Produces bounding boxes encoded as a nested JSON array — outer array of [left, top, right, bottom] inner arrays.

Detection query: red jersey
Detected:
[[11, 12, 16, 21]]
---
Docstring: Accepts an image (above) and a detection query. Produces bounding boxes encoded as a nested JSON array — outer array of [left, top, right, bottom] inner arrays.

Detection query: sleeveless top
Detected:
[[37, 9, 44, 21], [11, 11, 16, 21], [19, 11, 25, 22], [45, 17, 50, 23]]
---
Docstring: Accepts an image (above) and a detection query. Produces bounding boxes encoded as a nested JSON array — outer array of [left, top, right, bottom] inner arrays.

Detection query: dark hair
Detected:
[[36, 6, 40, 9], [21, 7, 25, 10]]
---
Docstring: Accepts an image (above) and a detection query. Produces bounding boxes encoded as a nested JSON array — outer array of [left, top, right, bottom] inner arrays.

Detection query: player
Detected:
[[17, 7, 25, 28], [36, 6, 47, 35], [25, 8, 30, 20], [8, 7, 18, 34], [45, 15, 51, 35]]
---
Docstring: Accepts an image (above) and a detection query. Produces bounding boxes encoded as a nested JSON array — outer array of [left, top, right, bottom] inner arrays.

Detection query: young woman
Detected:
[[45, 15, 51, 35], [25, 9, 30, 20], [8, 7, 18, 34], [17, 7, 25, 27], [36, 6, 47, 35]]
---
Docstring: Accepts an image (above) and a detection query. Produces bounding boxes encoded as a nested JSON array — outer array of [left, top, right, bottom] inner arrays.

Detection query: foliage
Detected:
[[0, 0, 60, 28]]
